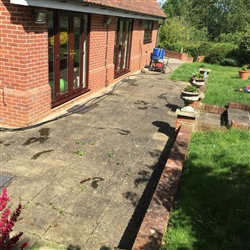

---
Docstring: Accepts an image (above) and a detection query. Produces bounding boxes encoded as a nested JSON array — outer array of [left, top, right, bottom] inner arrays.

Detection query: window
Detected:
[[144, 20, 153, 43]]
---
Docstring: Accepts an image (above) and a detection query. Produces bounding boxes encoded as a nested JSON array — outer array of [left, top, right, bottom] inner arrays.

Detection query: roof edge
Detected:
[[10, 0, 165, 20]]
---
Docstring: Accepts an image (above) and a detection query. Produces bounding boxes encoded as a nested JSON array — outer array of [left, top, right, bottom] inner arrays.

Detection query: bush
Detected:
[[220, 55, 247, 66], [161, 42, 183, 52], [215, 32, 244, 45], [220, 58, 240, 66], [239, 29, 250, 63], [0, 188, 28, 250], [204, 43, 238, 64], [184, 45, 199, 60], [197, 42, 214, 56]]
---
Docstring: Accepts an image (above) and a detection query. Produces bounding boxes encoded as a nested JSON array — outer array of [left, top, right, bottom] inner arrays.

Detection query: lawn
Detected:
[[168, 62, 250, 107], [161, 129, 250, 250]]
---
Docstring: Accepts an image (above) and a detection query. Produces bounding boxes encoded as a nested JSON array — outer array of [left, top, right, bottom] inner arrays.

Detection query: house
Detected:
[[0, 0, 166, 128]]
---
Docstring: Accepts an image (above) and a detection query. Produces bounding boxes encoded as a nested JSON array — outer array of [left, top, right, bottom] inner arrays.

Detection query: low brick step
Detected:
[[228, 108, 250, 130], [195, 111, 227, 131]]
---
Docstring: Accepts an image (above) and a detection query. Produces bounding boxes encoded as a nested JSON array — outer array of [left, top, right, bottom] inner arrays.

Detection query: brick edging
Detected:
[[201, 104, 227, 114], [132, 124, 193, 250], [231, 120, 250, 130], [228, 102, 250, 111]]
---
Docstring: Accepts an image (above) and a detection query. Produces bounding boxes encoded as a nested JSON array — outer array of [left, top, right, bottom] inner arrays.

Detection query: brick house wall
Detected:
[[0, 1, 51, 127], [0, 0, 160, 128], [88, 14, 116, 91], [130, 20, 158, 72]]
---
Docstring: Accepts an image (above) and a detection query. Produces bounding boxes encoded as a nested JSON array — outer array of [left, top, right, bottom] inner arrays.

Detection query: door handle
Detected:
[[70, 49, 75, 60]]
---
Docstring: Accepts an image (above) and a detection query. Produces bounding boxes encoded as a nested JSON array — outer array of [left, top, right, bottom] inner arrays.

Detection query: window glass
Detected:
[[144, 20, 153, 43]]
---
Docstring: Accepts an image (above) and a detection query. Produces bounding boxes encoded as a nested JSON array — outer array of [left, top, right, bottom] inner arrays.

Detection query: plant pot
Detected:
[[190, 77, 205, 87], [180, 90, 200, 112], [238, 70, 250, 80]]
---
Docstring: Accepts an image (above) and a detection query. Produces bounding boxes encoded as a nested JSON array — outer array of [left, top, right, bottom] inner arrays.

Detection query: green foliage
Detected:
[[108, 152, 115, 157], [241, 65, 249, 71], [220, 53, 247, 66], [74, 150, 84, 156], [191, 27, 209, 42], [158, 17, 193, 48], [183, 85, 198, 92], [161, 42, 181, 52], [239, 29, 250, 62], [52, 205, 64, 215], [197, 42, 214, 56], [215, 32, 244, 45], [204, 43, 238, 64], [161, 0, 250, 43], [220, 58, 241, 67], [75, 140, 85, 145], [183, 44, 199, 60], [193, 71, 204, 79]]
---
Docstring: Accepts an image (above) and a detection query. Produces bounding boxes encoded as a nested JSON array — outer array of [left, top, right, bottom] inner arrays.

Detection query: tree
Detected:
[[239, 29, 250, 63], [161, 0, 250, 42], [158, 16, 192, 48]]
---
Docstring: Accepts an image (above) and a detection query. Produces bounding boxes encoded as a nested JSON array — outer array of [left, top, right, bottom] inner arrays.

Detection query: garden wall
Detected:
[[164, 50, 193, 62]]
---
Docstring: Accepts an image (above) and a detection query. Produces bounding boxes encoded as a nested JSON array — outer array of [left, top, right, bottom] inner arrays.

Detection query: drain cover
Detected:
[[0, 174, 13, 188]]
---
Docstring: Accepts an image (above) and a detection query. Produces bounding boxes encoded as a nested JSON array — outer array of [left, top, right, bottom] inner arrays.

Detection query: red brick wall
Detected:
[[88, 16, 158, 91], [165, 50, 194, 62], [88, 14, 116, 90], [0, 1, 51, 127], [130, 19, 158, 71], [0, 1, 160, 127]]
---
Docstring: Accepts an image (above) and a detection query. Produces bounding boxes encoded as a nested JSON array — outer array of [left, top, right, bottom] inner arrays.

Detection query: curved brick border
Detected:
[[132, 124, 193, 250]]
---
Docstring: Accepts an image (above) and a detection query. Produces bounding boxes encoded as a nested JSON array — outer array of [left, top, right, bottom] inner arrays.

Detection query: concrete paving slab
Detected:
[[228, 108, 250, 125], [14, 202, 60, 236]]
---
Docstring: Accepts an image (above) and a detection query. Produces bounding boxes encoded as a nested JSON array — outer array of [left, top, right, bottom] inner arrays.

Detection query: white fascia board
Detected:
[[10, 0, 28, 5], [12, 0, 163, 21]]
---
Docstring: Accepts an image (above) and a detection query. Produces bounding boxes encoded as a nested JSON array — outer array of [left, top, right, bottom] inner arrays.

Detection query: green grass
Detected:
[[169, 62, 250, 107], [162, 129, 250, 250]]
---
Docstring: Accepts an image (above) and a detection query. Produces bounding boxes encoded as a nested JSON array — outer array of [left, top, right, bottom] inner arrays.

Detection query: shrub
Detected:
[[204, 43, 238, 64], [0, 188, 28, 250], [184, 44, 199, 60], [239, 29, 250, 63], [215, 32, 244, 45], [220, 58, 240, 66], [197, 42, 214, 56], [161, 42, 183, 52], [220, 55, 247, 67], [183, 85, 198, 92]]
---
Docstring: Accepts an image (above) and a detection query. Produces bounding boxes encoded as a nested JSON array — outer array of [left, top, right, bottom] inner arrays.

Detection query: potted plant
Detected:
[[180, 85, 200, 112], [182, 85, 199, 94], [190, 71, 206, 87], [238, 65, 250, 80]]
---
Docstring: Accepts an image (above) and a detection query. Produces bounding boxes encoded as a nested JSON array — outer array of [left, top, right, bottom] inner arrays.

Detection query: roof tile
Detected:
[[83, 0, 166, 18]]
